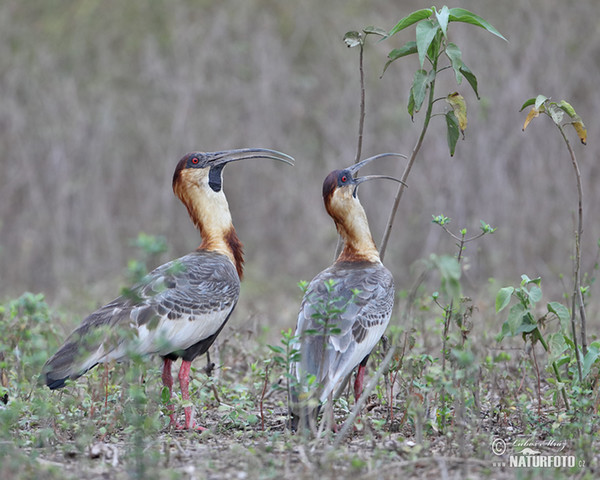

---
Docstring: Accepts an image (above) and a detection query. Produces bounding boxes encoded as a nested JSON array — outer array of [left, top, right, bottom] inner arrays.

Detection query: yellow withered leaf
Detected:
[[446, 92, 467, 136], [572, 120, 587, 145], [523, 107, 539, 131]]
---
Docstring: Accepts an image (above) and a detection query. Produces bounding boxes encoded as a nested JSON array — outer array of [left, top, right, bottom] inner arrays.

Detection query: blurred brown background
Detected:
[[1, 0, 598, 334]]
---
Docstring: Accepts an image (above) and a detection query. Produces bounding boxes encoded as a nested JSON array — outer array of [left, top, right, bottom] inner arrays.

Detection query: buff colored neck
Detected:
[[174, 172, 244, 277], [328, 191, 380, 264]]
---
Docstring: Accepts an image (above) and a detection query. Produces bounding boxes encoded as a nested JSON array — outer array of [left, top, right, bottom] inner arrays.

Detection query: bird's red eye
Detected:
[[341, 175, 347, 183], [191, 157, 199, 164]]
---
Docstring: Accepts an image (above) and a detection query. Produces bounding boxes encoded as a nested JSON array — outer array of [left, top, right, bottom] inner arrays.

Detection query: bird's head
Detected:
[[173, 148, 294, 198], [322, 153, 406, 221]]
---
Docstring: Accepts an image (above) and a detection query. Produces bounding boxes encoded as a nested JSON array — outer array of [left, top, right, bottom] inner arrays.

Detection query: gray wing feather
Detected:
[[43, 250, 239, 386], [291, 260, 394, 407]]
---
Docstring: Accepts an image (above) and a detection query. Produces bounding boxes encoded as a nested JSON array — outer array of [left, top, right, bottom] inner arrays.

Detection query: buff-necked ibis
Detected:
[[290, 153, 404, 429], [43, 148, 294, 429]]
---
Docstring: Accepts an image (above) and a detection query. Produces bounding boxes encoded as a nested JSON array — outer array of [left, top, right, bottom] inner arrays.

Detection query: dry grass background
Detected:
[[1, 0, 599, 337]]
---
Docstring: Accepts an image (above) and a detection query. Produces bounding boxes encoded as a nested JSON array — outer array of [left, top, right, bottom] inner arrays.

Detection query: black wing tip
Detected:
[[42, 373, 68, 390]]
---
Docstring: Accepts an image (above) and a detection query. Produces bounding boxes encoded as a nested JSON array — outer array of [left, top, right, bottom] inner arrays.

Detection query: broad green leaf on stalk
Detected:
[[448, 8, 507, 41], [506, 302, 526, 336], [426, 28, 442, 63], [383, 41, 417, 75], [521, 274, 541, 286], [527, 285, 542, 304], [547, 332, 568, 364], [497, 321, 510, 342], [547, 302, 570, 331], [388, 8, 433, 36], [582, 341, 600, 379], [496, 286, 514, 312], [363, 26, 387, 37], [445, 42, 464, 83], [408, 69, 429, 118], [534, 94, 548, 110], [408, 90, 415, 119], [516, 312, 538, 335], [436, 5, 450, 37], [415, 20, 440, 67], [343, 31, 362, 48], [556, 354, 570, 368], [557, 100, 577, 117], [520, 97, 537, 111], [445, 111, 460, 156], [446, 92, 467, 135], [459, 65, 479, 99]]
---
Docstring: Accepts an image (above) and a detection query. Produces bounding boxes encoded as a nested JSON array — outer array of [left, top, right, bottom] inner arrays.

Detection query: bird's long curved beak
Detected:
[[207, 148, 295, 167], [352, 174, 407, 197], [347, 152, 406, 176]]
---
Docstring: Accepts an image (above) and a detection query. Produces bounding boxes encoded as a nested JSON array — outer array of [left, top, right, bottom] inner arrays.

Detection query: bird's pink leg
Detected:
[[178, 360, 206, 431], [354, 363, 366, 401], [162, 358, 179, 427]]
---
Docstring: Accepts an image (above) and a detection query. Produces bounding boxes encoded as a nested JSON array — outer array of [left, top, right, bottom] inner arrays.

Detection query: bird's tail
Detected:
[[42, 340, 94, 389], [41, 326, 111, 389]]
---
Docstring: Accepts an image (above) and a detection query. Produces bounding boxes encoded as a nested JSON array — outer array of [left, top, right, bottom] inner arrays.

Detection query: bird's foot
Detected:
[[177, 421, 206, 431]]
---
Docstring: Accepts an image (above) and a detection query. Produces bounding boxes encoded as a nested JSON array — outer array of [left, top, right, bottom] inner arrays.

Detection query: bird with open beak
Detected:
[[290, 153, 405, 431], [43, 148, 294, 430]]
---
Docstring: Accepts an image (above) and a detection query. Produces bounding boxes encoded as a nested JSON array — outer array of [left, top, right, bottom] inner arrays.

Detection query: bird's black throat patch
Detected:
[[208, 165, 224, 192]]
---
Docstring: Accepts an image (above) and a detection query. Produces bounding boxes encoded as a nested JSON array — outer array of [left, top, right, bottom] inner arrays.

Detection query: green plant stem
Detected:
[[534, 329, 570, 409], [556, 124, 587, 380], [335, 37, 366, 260], [355, 40, 366, 165], [379, 75, 436, 260]]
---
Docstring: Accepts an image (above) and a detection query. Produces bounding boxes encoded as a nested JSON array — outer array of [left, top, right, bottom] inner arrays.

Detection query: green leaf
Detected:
[[343, 31, 362, 48], [383, 41, 417, 75], [496, 320, 510, 342], [520, 98, 537, 112], [267, 344, 285, 354], [534, 94, 548, 110], [416, 20, 440, 67], [547, 332, 568, 364], [410, 69, 429, 116], [546, 303, 569, 331], [363, 26, 387, 37], [563, 334, 575, 350], [448, 8, 507, 41], [480, 220, 496, 233], [445, 42, 464, 83], [388, 8, 434, 37], [557, 100, 577, 117], [514, 311, 537, 336], [507, 303, 526, 336], [528, 286, 542, 304], [445, 111, 460, 156], [582, 343, 600, 380], [459, 65, 479, 99], [521, 274, 541, 287], [496, 287, 514, 312], [436, 6, 450, 37], [557, 101, 587, 144]]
